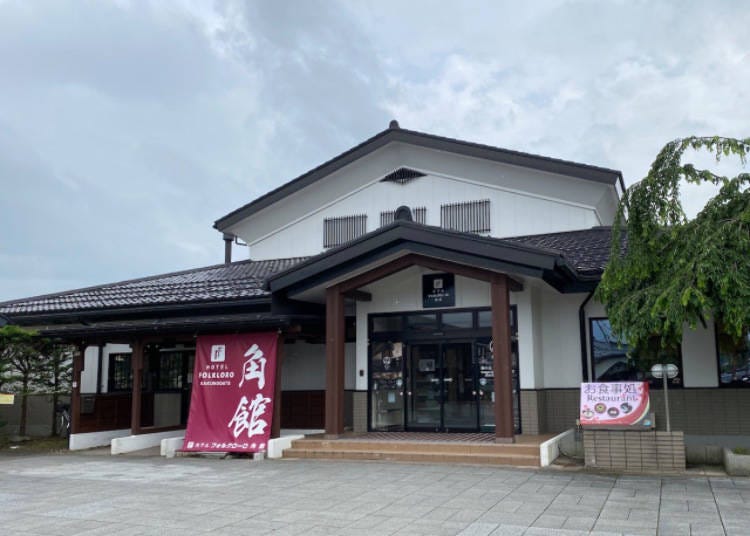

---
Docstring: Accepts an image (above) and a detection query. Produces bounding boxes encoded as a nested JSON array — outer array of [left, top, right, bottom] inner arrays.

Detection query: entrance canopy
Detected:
[[266, 219, 601, 304]]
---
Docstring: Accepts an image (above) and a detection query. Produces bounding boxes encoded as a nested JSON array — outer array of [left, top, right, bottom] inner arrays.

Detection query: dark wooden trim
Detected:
[[491, 274, 514, 442], [325, 286, 345, 436], [71, 345, 85, 434], [137, 425, 184, 434], [130, 340, 144, 434], [271, 334, 284, 439]]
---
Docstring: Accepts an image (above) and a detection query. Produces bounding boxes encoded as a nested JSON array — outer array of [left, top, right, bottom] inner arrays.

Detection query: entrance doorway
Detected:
[[368, 307, 520, 434], [406, 343, 477, 432]]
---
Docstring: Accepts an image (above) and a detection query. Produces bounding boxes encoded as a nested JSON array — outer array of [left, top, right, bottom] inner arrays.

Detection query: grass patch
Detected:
[[732, 447, 750, 456], [0, 436, 68, 454]]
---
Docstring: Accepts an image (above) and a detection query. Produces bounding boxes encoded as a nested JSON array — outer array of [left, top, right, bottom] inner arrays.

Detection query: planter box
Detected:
[[584, 429, 685, 473], [723, 448, 750, 476]]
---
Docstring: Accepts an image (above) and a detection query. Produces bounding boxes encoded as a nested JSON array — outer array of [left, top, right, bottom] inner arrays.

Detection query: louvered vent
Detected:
[[323, 214, 367, 248], [440, 200, 491, 233], [380, 207, 427, 226], [380, 167, 426, 185]]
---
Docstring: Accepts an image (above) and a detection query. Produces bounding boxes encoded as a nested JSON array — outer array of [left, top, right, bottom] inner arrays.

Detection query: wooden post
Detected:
[[130, 340, 144, 435], [325, 285, 345, 437], [271, 333, 284, 439], [491, 274, 515, 443], [70, 344, 85, 435]]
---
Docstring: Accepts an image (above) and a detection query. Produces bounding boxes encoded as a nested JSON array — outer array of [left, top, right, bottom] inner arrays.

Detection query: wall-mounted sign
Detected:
[[579, 382, 651, 428], [183, 332, 278, 453], [422, 273, 455, 308], [0, 393, 14, 405]]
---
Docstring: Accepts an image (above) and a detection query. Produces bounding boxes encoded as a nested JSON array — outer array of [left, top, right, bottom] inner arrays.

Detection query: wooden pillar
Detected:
[[271, 334, 284, 439], [491, 274, 515, 443], [130, 340, 144, 435], [325, 285, 345, 437], [70, 344, 85, 434]]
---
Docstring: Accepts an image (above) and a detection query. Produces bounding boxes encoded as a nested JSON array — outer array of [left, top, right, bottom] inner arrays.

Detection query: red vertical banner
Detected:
[[183, 332, 278, 453]]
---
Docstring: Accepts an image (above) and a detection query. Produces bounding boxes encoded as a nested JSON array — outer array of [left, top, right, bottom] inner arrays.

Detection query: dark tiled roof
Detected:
[[504, 226, 616, 276], [0, 257, 308, 316], [0, 226, 618, 318]]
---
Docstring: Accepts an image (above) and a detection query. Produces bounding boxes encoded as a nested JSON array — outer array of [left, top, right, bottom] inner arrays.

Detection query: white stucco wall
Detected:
[[539, 289, 588, 388], [281, 340, 355, 391], [227, 143, 616, 260], [680, 323, 718, 388]]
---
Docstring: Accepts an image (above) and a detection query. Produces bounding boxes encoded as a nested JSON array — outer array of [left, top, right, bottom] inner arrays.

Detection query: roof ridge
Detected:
[[504, 225, 612, 241]]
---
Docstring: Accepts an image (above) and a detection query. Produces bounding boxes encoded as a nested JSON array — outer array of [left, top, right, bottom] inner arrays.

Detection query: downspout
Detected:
[[223, 233, 234, 264], [96, 344, 103, 395], [579, 291, 595, 382]]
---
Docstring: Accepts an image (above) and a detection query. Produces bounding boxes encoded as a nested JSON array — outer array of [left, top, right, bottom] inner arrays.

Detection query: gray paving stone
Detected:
[[0, 452, 743, 535]]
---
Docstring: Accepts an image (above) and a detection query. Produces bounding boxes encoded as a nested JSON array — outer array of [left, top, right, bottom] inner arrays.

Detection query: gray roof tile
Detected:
[[0, 257, 308, 316], [504, 226, 616, 276]]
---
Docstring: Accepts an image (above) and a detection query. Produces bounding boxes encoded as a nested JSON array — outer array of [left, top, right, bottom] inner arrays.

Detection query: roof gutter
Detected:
[[3, 296, 272, 324]]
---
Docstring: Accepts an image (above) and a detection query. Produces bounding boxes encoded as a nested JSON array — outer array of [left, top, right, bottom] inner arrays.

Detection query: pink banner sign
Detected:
[[183, 332, 278, 453], [579, 382, 650, 428]]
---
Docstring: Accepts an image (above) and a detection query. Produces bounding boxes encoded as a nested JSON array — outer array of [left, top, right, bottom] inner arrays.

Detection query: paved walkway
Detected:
[[0, 452, 746, 535]]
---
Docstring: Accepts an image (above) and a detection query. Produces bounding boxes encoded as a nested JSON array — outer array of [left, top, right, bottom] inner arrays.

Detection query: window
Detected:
[[380, 207, 427, 226], [440, 199, 490, 233], [372, 315, 403, 333], [323, 214, 367, 248], [108, 353, 132, 392], [590, 318, 682, 386], [441, 312, 473, 329], [158, 351, 184, 390], [716, 325, 750, 386]]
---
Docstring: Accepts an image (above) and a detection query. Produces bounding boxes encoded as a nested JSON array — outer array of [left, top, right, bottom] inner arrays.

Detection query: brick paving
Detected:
[[0, 452, 746, 535]]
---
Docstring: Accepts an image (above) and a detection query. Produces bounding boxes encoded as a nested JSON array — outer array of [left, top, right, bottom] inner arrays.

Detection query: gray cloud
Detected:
[[0, 0, 748, 301]]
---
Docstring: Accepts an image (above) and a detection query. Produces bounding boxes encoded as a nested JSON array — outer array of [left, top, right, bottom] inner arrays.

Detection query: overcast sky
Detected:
[[0, 0, 748, 302]]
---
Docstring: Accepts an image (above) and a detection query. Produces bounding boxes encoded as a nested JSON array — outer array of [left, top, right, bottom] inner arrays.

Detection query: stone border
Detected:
[[723, 447, 750, 476]]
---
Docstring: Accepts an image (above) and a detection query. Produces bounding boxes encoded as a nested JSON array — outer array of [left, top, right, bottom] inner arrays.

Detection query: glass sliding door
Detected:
[[370, 341, 405, 431], [406, 344, 442, 430], [442, 343, 477, 431]]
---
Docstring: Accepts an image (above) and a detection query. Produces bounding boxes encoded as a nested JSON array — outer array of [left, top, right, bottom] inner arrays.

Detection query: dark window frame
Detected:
[[440, 199, 491, 234], [323, 214, 367, 249], [589, 317, 683, 387], [380, 207, 427, 227], [108, 352, 133, 392], [714, 323, 750, 388]]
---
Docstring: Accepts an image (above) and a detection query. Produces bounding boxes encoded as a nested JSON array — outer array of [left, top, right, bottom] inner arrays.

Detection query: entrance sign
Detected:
[[579, 382, 651, 428], [183, 332, 278, 453], [422, 273, 455, 308]]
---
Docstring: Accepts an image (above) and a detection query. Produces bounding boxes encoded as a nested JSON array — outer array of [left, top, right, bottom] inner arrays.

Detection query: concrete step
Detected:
[[289, 438, 540, 457], [283, 447, 540, 467]]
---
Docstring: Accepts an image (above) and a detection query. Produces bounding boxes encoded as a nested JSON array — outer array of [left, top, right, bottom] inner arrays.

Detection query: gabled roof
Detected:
[[0, 257, 308, 317], [214, 123, 624, 231], [266, 221, 611, 295]]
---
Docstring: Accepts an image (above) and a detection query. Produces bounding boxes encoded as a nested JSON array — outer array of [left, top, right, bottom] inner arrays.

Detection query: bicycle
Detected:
[[56, 403, 71, 438]]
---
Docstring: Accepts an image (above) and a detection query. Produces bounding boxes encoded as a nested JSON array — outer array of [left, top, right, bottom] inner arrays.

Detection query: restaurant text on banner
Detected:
[[183, 332, 278, 453], [579, 382, 651, 428]]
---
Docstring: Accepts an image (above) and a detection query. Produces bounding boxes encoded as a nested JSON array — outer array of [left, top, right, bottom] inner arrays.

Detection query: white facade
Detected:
[[227, 143, 617, 260]]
